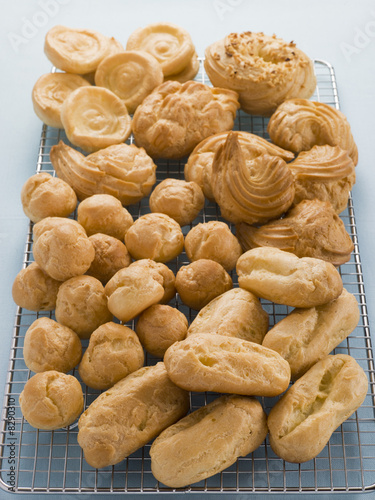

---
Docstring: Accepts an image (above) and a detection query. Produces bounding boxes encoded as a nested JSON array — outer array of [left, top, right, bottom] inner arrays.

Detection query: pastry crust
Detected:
[[267, 99, 358, 165], [132, 80, 239, 159], [204, 32, 316, 116], [129, 259, 176, 304], [164, 52, 199, 83]]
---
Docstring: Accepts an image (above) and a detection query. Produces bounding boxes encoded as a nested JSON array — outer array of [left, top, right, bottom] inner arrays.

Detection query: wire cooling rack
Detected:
[[1, 60, 375, 495]]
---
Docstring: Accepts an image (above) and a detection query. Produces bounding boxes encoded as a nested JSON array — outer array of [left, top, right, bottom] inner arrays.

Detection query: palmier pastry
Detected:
[[60, 86, 132, 152], [50, 141, 156, 205], [211, 131, 295, 225], [185, 130, 294, 201], [267, 99, 358, 165], [204, 31, 316, 116], [236, 199, 354, 266], [289, 145, 356, 213], [132, 80, 239, 159]]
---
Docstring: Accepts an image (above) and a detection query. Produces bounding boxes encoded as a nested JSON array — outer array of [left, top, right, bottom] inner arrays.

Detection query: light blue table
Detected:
[[1, 0, 375, 498]]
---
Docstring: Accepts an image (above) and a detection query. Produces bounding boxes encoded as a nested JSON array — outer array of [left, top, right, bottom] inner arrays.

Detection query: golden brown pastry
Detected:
[[149, 178, 205, 226], [23, 317, 82, 373], [236, 247, 343, 308], [19, 371, 83, 430], [211, 132, 295, 225], [164, 333, 291, 396], [55, 275, 112, 339], [77, 362, 189, 468], [164, 52, 199, 83], [50, 141, 157, 205], [150, 395, 267, 488], [132, 80, 239, 159], [95, 50, 163, 113], [236, 199, 354, 266], [184, 130, 294, 201], [78, 322, 144, 390], [21, 173, 77, 223], [81, 36, 124, 84], [125, 213, 184, 263], [267, 354, 368, 463], [12, 262, 60, 311], [129, 259, 176, 304], [262, 288, 360, 380], [204, 31, 316, 116], [184, 220, 242, 271], [136, 304, 188, 358], [187, 288, 268, 344], [60, 86, 132, 153], [175, 259, 232, 310], [267, 99, 358, 165], [33, 217, 95, 281], [32, 72, 91, 128]]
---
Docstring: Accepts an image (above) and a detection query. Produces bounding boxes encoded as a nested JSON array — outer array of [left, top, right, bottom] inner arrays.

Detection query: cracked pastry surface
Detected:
[[129, 259, 176, 304]]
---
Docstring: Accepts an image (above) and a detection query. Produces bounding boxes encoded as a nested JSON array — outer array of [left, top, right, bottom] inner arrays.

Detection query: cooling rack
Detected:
[[1, 60, 375, 495]]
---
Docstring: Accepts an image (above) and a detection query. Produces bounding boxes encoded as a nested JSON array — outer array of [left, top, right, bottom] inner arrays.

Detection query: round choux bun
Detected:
[[129, 259, 176, 304]]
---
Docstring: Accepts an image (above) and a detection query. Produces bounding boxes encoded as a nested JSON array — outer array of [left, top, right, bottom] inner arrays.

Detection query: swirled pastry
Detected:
[[185, 131, 294, 201], [164, 52, 199, 83], [82, 36, 124, 84], [204, 32, 316, 116], [132, 80, 239, 159], [50, 141, 156, 205], [126, 22, 195, 77], [289, 145, 356, 213], [211, 131, 295, 224], [60, 86, 132, 152], [95, 51, 164, 113], [267, 99, 358, 165], [236, 199, 354, 266]]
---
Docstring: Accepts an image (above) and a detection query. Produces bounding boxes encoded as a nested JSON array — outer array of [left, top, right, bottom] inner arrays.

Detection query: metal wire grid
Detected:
[[1, 60, 375, 494]]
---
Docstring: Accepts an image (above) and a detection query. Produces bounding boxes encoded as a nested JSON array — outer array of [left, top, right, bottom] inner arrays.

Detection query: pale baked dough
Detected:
[[267, 354, 368, 463], [81, 36, 124, 84], [78, 322, 144, 390], [23, 317, 82, 373], [60, 86, 132, 153], [132, 80, 239, 159], [204, 31, 316, 116], [236, 247, 343, 308], [150, 395, 267, 488], [77, 362, 189, 468], [164, 333, 291, 396], [50, 141, 156, 205], [19, 371, 83, 430], [129, 259, 176, 304], [164, 52, 199, 83]]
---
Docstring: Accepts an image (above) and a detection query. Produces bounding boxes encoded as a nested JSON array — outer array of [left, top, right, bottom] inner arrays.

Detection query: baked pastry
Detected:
[[212, 131, 295, 225], [136, 304, 188, 357], [132, 80, 239, 159], [149, 178, 205, 226], [33, 217, 95, 281], [50, 141, 157, 205], [236, 199, 354, 266], [32, 72, 91, 128], [60, 86, 132, 153], [126, 22, 195, 77], [267, 354, 368, 463], [55, 275, 112, 339], [175, 259, 232, 310], [184, 220, 242, 271], [129, 259, 176, 304], [187, 288, 268, 344], [289, 145, 356, 213], [204, 31, 316, 116], [164, 333, 291, 396], [78, 322, 144, 389], [77, 362, 189, 468], [19, 371, 83, 430], [164, 52, 199, 83], [236, 247, 343, 308], [184, 130, 294, 201], [95, 50, 163, 113], [86, 233, 132, 284], [77, 194, 133, 240], [12, 262, 60, 311], [267, 99, 358, 165], [81, 36, 125, 84], [124, 213, 184, 263], [150, 395, 267, 488], [262, 288, 360, 380], [23, 317, 82, 373]]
